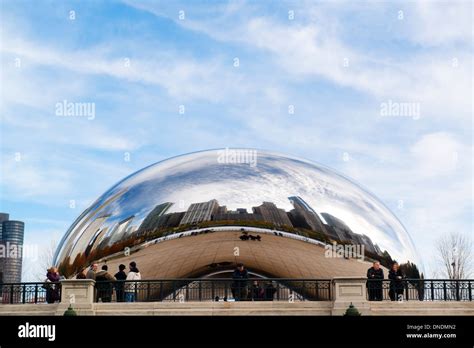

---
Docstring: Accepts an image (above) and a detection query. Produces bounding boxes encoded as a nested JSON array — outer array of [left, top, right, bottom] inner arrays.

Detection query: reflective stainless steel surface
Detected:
[[54, 149, 422, 278]]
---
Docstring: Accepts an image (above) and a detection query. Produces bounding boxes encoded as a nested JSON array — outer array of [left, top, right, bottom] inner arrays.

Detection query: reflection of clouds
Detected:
[[55, 149, 420, 268]]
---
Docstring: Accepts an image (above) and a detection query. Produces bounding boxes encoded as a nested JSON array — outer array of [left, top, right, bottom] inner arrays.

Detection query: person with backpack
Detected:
[[95, 265, 116, 302]]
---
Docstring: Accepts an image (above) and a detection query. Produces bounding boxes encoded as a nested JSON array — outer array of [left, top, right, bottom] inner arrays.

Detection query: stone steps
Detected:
[[94, 302, 333, 315]]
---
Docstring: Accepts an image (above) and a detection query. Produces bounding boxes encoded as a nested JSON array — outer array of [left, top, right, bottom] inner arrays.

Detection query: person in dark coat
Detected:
[[367, 261, 384, 301], [45, 267, 61, 304], [388, 262, 404, 301], [248, 281, 264, 301], [114, 264, 127, 302], [95, 265, 116, 302], [264, 282, 277, 301], [231, 263, 248, 301]]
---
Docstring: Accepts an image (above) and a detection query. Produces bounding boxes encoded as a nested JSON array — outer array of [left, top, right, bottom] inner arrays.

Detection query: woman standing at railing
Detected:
[[44, 267, 60, 304], [125, 262, 141, 302], [388, 262, 405, 301]]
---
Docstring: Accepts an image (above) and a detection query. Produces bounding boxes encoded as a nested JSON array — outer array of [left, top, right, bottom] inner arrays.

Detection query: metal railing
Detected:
[[2, 278, 472, 304], [0, 282, 62, 304], [94, 278, 332, 303], [366, 279, 474, 301]]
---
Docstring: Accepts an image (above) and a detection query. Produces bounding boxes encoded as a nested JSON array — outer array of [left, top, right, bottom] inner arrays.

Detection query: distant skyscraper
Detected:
[[0, 213, 25, 283], [180, 199, 219, 225], [287, 196, 327, 233], [139, 202, 173, 231], [252, 202, 293, 227], [321, 212, 354, 241]]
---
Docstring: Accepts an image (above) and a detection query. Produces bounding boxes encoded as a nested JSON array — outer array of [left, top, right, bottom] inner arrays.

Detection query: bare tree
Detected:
[[435, 232, 473, 279], [36, 239, 58, 281]]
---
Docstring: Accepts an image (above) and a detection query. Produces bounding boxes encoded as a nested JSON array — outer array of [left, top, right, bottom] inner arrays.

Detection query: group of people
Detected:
[[231, 263, 277, 301], [366, 261, 405, 301], [43, 260, 405, 303], [76, 261, 141, 302]]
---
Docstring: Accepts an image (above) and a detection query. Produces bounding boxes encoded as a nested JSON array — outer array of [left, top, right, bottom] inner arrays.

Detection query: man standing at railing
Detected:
[[114, 264, 127, 302], [95, 265, 116, 302], [86, 264, 98, 280], [367, 261, 384, 301], [232, 263, 249, 301]]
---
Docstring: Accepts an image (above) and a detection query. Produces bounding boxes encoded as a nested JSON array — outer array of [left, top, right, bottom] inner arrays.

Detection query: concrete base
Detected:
[[1, 301, 473, 316]]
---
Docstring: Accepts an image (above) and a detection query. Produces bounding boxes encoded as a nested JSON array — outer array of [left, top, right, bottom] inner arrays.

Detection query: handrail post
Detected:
[[34, 284, 38, 304], [10, 285, 14, 304], [198, 280, 202, 302], [160, 280, 163, 301], [172, 280, 176, 301], [469, 281, 472, 301], [22, 284, 26, 304], [456, 280, 460, 301], [443, 281, 447, 301], [431, 280, 434, 301], [405, 280, 409, 301]]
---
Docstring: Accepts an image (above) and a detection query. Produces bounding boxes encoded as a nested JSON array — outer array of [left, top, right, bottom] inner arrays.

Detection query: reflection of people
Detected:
[[388, 262, 404, 301], [114, 264, 127, 302], [367, 261, 384, 301], [95, 265, 116, 302], [231, 263, 248, 301]]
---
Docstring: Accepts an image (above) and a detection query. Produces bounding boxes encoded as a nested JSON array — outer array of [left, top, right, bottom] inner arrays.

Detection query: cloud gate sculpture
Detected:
[[54, 149, 422, 281]]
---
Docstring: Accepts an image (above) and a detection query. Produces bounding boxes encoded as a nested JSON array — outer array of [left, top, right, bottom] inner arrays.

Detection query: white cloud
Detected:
[[404, 2, 473, 46], [410, 132, 464, 177], [129, 1, 471, 120], [1, 35, 240, 103]]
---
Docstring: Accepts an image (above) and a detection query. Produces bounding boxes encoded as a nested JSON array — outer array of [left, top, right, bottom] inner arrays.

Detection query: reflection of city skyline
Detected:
[[54, 150, 418, 276], [91, 196, 385, 260]]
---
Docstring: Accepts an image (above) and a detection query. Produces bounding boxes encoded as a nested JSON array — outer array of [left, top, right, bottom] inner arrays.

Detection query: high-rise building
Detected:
[[139, 202, 173, 231], [180, 199, 219, 225], [0, 213, 25, 284], [287, 196, 327, 233], [213, 211, 264, 222], [252, 202, 293, 227], [358, 234, 377, 254], [321, 212, 354, 242]]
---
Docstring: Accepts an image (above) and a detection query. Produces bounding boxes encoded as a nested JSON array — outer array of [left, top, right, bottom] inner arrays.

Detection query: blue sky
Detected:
[[0, 0, 472, 280]]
